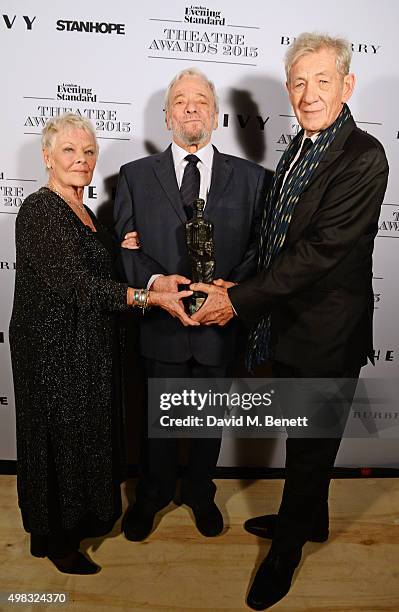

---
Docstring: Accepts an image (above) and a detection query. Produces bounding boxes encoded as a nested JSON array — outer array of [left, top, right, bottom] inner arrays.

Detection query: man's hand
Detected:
[[148, 290, 199, 327], [121, 231, 140, 250], [151, 274, 191, 293], [190, 282, 235, 326], [213, 278, 237, 290]]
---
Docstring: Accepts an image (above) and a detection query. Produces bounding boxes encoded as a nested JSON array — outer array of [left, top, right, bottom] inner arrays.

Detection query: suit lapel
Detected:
[[153, 145, 233, 221], [153, 145, 186, 223], [205, 147, 233, 217]]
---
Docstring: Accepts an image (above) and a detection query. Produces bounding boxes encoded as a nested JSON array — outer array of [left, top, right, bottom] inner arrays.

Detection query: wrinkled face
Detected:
[[43, 127, 97, 189], [166, 75, 218, 149], [287, 48, 355, 135]]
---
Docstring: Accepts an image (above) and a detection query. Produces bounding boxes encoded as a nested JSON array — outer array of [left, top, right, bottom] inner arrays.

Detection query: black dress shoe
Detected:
[[189, 501, 224, 537], [244, 514, 328, 543], [122, 504, 156, 542], [49, 551, 100, 575], [246, 546, 302, 610]]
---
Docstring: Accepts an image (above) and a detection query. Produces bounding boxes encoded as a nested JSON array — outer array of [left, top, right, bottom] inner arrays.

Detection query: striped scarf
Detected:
[[246, 103, 352, 371]]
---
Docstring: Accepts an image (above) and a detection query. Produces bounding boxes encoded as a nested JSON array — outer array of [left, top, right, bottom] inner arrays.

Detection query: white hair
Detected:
[[285, 32, 352, 80], [164, 67, 219, 113], [41, 112, 98, 154]]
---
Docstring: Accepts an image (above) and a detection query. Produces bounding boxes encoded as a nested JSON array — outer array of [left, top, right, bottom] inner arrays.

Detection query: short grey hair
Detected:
[[285, 33, 352, 80], [164, 68, 219, 113], [41, 112, 98, 154]]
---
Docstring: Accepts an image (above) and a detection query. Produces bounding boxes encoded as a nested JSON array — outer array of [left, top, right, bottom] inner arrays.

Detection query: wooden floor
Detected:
[[1, 476, 398, 612]]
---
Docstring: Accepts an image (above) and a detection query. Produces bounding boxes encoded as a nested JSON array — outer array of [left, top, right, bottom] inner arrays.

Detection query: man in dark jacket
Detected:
[[114, 68, 267, 542], [191, 33, 389, 609]]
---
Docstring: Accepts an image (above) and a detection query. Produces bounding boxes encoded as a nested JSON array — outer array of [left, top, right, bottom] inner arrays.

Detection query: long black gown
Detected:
[[9, 187, 129, 557]]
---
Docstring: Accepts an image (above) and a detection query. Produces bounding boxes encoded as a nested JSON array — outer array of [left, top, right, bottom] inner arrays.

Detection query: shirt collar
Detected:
[[303, 132, 320, 144], [171, 141, 214, 170]]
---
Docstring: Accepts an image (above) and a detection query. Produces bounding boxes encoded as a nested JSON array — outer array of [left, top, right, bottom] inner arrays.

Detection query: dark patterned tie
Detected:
[[180, 154, 200, 219]]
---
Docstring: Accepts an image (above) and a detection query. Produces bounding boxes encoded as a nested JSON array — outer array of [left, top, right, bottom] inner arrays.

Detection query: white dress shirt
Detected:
[[171, 140, 214, 203], [282, 131, 320, 188]]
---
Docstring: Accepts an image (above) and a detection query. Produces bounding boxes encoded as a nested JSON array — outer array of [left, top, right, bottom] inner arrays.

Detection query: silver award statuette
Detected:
[[185, 198, 215, 315]]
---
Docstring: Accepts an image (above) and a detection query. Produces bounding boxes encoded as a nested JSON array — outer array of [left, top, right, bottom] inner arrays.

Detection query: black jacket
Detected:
[[229, 118, 389, 374]]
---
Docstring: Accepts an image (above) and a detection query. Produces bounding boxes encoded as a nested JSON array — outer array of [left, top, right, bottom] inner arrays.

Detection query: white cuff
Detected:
[[147, 274, 163, 290]]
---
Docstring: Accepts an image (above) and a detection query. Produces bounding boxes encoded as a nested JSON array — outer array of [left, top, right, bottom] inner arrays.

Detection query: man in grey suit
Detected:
[[114, 68, 267, 541]]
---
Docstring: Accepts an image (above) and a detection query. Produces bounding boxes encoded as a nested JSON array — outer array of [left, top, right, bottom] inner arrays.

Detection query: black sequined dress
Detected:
[[9, 187, 129, 557]]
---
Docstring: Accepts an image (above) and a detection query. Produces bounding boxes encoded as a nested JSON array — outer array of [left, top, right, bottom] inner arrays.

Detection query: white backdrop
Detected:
[[1, 0, 398, 466]]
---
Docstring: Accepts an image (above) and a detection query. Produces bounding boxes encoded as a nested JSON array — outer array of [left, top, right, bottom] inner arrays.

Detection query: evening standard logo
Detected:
[[280, 36, 381, 54], [56, 20, 125, 35], [184, 5, 225, 25], [23, 83, 132, 138], [57, 83, 97, 103], [149, 8, 259, 61]]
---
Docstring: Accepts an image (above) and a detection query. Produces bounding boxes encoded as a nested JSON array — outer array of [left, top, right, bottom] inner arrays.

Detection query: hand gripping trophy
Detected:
[[185, 198, 215, 315]]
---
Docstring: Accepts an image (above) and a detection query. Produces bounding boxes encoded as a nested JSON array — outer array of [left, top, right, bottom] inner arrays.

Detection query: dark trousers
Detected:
[[135, 357, 229, 511], [272, 361, 361, 551]]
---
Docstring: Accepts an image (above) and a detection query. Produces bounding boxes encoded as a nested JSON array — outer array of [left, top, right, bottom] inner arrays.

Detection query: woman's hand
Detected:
[[148, 290, 199, 327], [121, 231, 140, 250]]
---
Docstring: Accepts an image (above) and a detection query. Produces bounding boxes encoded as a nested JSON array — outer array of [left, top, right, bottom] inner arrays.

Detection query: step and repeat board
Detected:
[[1, 0, 398, 465]]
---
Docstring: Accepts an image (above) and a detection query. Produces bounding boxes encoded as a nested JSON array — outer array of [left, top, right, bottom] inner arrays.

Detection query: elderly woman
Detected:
[[9, 113, 196, 575]]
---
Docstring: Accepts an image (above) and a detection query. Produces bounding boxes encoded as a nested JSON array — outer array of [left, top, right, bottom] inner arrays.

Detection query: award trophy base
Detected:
[[188, 291, 207, 315]]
